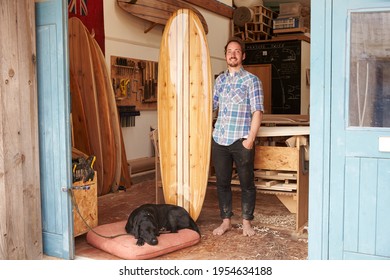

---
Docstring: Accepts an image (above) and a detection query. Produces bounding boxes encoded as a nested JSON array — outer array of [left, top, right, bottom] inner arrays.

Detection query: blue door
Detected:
[[36, 0, 74, 259], [330, 0, 390, 259]]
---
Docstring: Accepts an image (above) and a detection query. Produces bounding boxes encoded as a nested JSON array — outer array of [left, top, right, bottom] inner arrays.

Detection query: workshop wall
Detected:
[[103, 0, 232, 161]]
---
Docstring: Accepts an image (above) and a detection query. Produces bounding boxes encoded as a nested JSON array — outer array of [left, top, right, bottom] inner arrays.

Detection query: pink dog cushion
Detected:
[[86, 220, 201, 260]]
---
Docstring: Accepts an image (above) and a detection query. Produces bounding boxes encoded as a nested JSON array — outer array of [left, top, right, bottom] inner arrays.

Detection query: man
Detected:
[[212, 37, 264, 237]]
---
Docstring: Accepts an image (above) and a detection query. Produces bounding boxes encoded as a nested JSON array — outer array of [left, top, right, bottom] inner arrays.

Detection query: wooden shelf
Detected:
[[273, 27, 309, 34]]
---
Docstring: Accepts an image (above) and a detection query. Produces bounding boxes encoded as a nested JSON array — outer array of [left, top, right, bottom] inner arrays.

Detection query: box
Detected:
[[72, 172, 98, 236], [279, 2, 302, 17], [273, 17, 304, 29]]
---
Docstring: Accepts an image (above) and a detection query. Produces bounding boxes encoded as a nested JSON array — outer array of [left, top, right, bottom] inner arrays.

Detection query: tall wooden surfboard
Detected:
[[157, 9, 212, 221], [86, 30, 118, 195], [69, 17, 104, 195], [89, 36, 123, 192]]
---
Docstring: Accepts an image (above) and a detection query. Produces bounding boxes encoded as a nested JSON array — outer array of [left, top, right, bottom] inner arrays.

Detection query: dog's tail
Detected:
[[190, 217, 201, 235]]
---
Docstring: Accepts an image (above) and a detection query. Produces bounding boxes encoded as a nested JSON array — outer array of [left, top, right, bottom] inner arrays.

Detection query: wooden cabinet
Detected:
[[244, 64, 272, 114]]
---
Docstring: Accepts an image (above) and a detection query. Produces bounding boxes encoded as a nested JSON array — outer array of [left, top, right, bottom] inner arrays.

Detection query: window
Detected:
[[349, 11, 390, 127]]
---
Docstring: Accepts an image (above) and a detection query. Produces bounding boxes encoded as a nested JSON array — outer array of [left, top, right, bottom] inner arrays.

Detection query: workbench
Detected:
[[253, 126, 309, 231]]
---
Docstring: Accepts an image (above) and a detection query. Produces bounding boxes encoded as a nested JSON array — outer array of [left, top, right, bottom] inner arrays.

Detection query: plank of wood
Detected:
[[257, 126, 310, 137], [254, 170, 297, 181], [254, 146, 299, 171], [0, 0, 42, 259], [273, 27, 309, 34], [255, 183, 296, 192], [282, 183, 298, 189], [117, 0, 208, 34], [183, 0, 234, 18], [275, 194, 297, 213]]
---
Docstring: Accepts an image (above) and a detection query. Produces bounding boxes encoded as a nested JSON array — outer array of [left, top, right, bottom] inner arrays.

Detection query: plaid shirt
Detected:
[[212, 67, 264, 146]]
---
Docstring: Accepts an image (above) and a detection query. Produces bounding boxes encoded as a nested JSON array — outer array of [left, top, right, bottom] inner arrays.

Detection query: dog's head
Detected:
[[132, 209, 159, 245]]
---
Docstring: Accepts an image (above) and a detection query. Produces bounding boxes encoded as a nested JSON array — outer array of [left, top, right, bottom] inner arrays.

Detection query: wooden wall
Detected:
[[0, 0, 42, 259]]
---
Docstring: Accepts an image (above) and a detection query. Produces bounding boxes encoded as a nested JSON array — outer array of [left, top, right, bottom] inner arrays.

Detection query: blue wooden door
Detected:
[[330, 0, 390, 259], [35, 0, 74, 259]]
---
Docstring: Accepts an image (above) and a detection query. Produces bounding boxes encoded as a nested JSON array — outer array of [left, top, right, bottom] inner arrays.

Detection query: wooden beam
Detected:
[[183, 0, 234, 18], [0, 0, 42, 259]]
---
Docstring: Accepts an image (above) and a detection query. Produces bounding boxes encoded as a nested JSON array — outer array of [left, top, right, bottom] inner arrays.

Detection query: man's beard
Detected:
[[227, 58, 239, 67]]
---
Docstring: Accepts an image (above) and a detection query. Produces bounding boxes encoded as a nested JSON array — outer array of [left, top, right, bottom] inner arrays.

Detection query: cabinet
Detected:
[[243, 64, 272, 114], [244, 39, 310, 115]]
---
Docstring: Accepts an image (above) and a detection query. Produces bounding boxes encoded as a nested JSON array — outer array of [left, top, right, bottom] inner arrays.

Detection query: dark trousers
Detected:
[[212, 139, 256, 220]]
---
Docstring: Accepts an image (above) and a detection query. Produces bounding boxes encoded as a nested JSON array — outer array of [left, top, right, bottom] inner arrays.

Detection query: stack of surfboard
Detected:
[[69, 17, 131, 196]]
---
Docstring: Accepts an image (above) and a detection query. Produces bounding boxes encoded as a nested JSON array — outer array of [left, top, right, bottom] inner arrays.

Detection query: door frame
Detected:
[[308, 0, 332, 260], [309, 0, 390, 260]]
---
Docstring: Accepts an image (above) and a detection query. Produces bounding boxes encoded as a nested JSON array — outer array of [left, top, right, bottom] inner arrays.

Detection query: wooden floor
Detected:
[[74, 173, 308, 260]]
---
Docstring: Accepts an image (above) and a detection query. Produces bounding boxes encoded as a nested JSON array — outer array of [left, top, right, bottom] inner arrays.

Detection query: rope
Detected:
[[69, 188, 130, 239]]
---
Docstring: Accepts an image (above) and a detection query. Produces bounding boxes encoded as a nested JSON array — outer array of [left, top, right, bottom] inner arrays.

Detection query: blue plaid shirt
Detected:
[[212, 67, 264, 146]]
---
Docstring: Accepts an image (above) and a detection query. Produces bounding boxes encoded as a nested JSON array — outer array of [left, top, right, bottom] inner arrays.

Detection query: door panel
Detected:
[[330, 0, 390, 259], [36, 0, 73, 259]]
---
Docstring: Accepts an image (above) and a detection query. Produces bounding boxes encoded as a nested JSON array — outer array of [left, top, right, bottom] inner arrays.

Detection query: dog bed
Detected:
[[86, 220, 201, 260]]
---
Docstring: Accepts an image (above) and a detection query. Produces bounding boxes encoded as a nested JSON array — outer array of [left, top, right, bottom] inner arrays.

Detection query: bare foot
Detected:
[[213, 219, 231, 235], [242, 219, 255, 237]]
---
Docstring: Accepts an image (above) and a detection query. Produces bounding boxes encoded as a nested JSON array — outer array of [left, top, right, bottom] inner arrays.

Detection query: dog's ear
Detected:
[[134, 224, 140, 239], [125, 214, 135, 234], [126, 212, 138, 235]]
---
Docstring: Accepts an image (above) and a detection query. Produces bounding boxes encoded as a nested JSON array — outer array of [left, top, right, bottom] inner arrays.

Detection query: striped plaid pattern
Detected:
[[212, 68, 263, 146]]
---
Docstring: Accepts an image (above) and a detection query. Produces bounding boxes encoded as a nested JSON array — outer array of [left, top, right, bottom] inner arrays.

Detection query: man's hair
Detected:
[[224, 37, 245, 55]]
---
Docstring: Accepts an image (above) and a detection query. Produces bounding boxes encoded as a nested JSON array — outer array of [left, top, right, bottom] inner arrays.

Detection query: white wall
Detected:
[[103, 0, 232, 160]]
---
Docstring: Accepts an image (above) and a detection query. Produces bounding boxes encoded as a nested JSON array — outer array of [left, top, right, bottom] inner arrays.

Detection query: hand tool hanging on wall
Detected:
[[152, 62, 157, 99], [111, 56, 157, 110], [118, 106, 140, 127], [144, 61, 150, 101], [120, 79, 130, 97], [147, 61, 153, 100]]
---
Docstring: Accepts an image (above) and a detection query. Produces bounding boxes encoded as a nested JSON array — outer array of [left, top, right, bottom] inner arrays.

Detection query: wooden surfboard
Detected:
[[157, 9, 212, 221], [70, 71, 91, 155], [117, 0, 208, 34], [69, 17, 104, 195], [89, 36, 124, 192], [86, 30, 118, 195]]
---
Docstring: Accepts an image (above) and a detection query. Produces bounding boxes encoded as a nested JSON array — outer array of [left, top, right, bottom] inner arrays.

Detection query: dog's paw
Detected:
[[136, 239, 145, 246]]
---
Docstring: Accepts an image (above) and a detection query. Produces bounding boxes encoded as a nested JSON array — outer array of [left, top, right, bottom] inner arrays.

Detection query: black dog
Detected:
[[125, 203, 200, 246]]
